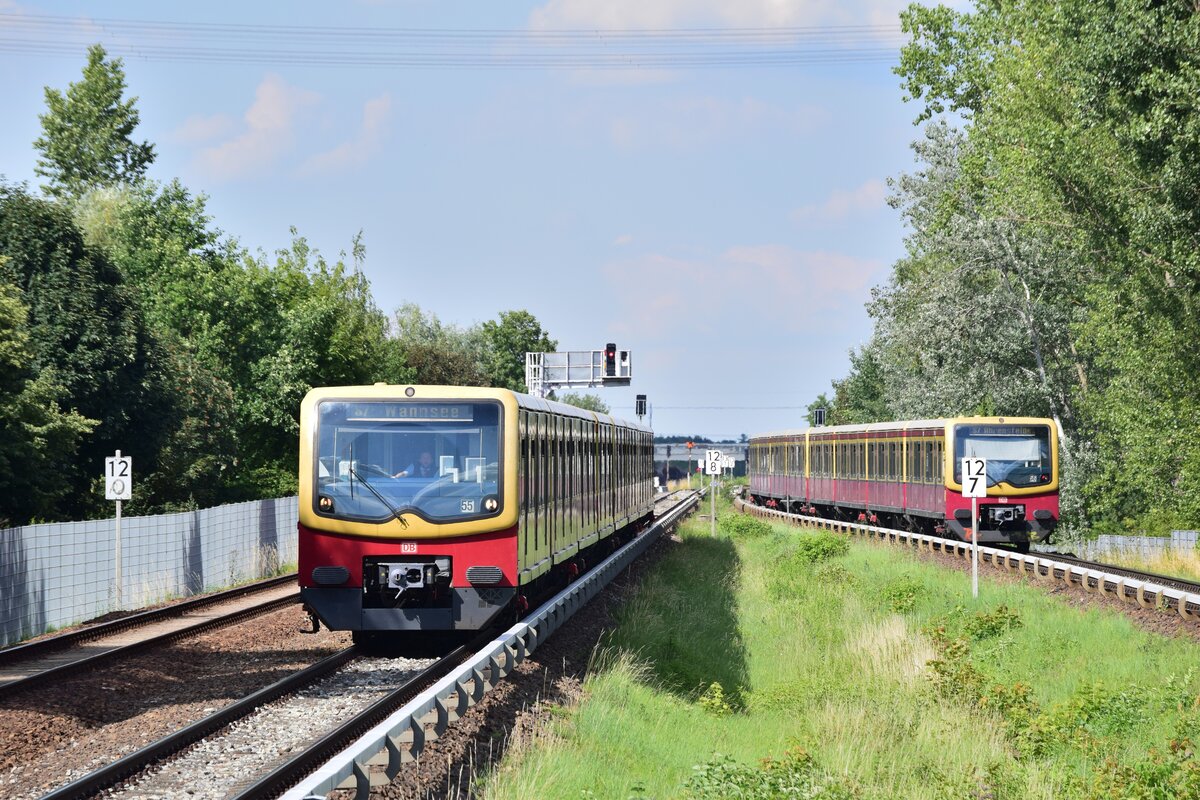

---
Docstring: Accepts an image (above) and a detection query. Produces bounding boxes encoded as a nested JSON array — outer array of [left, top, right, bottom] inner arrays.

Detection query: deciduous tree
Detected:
[[33, 44, 155, 200]]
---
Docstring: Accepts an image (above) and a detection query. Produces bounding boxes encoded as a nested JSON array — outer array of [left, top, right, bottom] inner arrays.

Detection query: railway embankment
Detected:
[[477, 494, 1200, 799]]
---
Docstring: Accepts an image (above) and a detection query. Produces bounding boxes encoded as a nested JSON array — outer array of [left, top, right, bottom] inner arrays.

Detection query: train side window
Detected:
[[535, 413, 544, 551], [519, 410, 528, 554]]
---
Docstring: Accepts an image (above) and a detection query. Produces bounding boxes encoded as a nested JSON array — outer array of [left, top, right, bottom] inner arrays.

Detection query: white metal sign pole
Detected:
[[962, 457, 987, 599], [115, 496, 122, 609], [971, 494, 977, 598], [705, 449, 722, 536], [105, 450, 133, 610]]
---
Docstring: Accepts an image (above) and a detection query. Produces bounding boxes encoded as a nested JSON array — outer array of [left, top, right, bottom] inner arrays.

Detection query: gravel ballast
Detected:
[[0, 604, 348, 800]]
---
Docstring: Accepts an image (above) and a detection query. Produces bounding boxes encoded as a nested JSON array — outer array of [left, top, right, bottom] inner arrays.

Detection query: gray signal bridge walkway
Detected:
[[654, 443, 747, 480]]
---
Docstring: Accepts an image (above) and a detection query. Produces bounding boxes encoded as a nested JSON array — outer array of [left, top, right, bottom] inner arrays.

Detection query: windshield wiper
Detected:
[[346, 463, 409, 528]]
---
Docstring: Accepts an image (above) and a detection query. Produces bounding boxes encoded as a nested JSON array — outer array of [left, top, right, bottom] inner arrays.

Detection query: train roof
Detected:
[[302, 384, 649, 433], [513, 390, 651, 433], [749, 416, 1055, 441]]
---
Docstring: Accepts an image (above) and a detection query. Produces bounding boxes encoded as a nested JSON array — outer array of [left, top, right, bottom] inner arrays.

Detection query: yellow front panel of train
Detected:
[[298, 385, 520, 539]]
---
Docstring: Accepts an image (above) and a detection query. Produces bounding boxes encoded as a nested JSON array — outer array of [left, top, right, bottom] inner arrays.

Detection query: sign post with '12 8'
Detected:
[[961, 457, 987, 599]]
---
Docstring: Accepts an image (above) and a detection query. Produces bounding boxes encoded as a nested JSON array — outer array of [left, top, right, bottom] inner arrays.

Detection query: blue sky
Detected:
[[0, 0, 934, 440]]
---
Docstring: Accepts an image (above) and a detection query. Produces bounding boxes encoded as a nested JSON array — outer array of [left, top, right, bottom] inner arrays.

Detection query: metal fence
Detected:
[[0, 497, 298, 647], [1038, 530, 1200, 561]]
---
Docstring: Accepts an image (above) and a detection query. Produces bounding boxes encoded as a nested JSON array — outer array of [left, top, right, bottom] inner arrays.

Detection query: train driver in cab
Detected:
[[393, 450, 437, 479]]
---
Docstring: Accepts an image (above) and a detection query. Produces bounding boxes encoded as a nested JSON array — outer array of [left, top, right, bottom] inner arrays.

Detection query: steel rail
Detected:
[[236, 497, 692, 798], [0, 573, 297, 666], [1, 589, 300, 699], [281, 490, 700, 800], [736, 499, 1200, 622], [228, 638, 486, 799], [39, 646, 360, 800]]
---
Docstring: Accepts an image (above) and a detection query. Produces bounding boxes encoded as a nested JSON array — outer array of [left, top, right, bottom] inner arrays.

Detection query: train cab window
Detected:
[[313, 398, 502, 523]]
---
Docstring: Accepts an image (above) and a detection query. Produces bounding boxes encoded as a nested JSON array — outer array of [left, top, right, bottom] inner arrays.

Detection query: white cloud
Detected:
[[194, 74, 319, 180], [301, 93, 394, 175], [792, 179, 887, 223], [172, 113, 235, 145], [613, 233, 634, 246], [602, 245, 883, 338]]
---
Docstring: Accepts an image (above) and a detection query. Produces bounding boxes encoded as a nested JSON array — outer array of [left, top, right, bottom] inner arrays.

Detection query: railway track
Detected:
[[736, 498, 1200, 622], [36, 491, 700, 800], [284, 489, 700, 798], [39, 642, 477, 800], [0, 574, 299, 698], [1037, 550, 1200, 596]]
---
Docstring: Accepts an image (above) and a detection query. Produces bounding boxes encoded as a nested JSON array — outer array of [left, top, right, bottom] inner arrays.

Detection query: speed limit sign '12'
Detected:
[[105, 451, 132, 501], [961, 458, 987, 499]]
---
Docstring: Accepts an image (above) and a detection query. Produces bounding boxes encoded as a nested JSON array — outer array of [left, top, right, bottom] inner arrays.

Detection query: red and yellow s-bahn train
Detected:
[[297, 385, 654, 639], [747, 417, 1059, 551]]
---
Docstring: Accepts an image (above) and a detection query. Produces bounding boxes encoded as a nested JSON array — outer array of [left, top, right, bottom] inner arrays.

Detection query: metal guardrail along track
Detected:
[[1033, 551, 1200, 595], [282, 490, 700, 800], [736, 499, 1200, 622], [229, 636, 491, 800]]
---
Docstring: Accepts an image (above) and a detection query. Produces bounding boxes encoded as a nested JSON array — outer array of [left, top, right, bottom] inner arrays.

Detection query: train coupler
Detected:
[[299, 606, 321, 634]]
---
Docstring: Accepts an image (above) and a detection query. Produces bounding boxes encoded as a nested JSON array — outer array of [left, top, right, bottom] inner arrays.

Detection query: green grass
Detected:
[[479, 499, 1200, 799]]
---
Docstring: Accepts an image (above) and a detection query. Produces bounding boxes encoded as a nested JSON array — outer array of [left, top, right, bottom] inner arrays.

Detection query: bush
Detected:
[[684, 747, 859, 799], [792, 531, 850, 565], [697, 681, 736, 716], [721, 513, 772, 539], [879, 575, 924, 613]]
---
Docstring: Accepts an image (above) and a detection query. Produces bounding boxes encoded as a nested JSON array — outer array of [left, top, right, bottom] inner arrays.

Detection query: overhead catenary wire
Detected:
[[0, 12, 905, 70]]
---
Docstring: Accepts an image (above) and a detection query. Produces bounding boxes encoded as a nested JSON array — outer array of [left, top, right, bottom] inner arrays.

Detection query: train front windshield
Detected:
[[953, 424, 1052, 488], [314, 400, 502, 523]]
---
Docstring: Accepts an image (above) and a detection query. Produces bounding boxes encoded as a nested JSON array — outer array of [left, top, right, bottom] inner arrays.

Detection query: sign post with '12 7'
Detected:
[[961, 457, 987, 599]]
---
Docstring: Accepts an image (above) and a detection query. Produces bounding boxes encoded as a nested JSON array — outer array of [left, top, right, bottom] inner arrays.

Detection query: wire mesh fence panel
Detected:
[[0, 498, 298, 647]]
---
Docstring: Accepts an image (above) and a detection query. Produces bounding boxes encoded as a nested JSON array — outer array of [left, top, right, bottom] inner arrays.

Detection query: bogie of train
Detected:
[[298, 385, 654, 635], [747, 417, 1059, 550]]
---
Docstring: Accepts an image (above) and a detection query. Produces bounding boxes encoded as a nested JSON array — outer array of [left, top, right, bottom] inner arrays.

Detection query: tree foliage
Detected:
[[0, 184, 172, 519], [0, 277, 96, 525], [0, 45, 562, 523], [34, 45, 155, 200], [558, 392, 610, 414], [479, 309, 557, 391], [814, 0, 1200, 532]]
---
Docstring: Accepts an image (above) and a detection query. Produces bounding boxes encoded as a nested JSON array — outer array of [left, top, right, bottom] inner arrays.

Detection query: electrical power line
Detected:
[[0, 12, 904, 70], [617, 406, 810, 410]]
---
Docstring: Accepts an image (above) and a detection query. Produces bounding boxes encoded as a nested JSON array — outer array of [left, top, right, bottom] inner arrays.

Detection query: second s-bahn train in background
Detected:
[[297, 385, 654, 639], [748, 417, 1059, 551]]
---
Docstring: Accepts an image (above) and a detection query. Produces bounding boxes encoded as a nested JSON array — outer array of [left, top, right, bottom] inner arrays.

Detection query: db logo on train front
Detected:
[[400, 542, 417, 554]]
